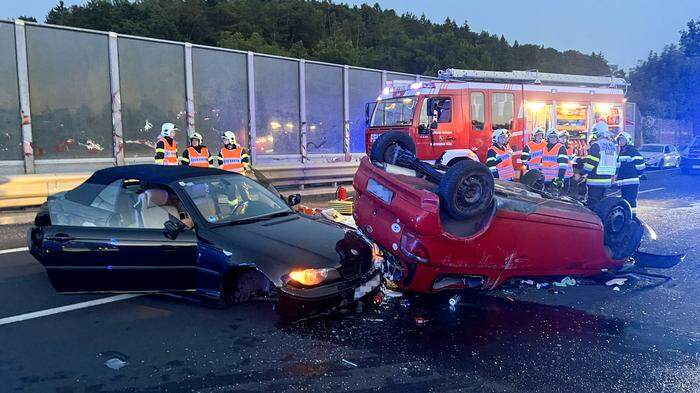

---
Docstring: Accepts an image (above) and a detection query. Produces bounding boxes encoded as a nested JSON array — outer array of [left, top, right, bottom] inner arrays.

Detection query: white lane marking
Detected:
[[0, 247, 28, 255], [0, 294, 142, 326], [639, 187, 665, 195]]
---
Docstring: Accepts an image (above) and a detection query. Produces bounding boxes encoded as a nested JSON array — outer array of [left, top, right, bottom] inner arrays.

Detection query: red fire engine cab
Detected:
[[365, 69, 629, 171]]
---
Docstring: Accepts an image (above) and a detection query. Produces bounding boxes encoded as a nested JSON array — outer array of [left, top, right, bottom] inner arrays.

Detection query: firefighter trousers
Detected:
[[620, 183, 639, 216], [587, 186, 609, 210]]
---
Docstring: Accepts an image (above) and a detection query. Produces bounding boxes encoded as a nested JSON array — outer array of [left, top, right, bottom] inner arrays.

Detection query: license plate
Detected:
[[367, 178, 393, 204], [354, 273, 381, 300], [370, 134, 380, 143]]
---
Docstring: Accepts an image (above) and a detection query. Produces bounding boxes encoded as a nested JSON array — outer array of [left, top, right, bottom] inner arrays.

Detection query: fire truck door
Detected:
[[417, 95, 460, 161]]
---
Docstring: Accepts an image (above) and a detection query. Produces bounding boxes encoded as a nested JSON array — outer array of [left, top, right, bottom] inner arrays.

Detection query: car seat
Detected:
[[187, 183, 217, 221], [137, 189, 179, 228]]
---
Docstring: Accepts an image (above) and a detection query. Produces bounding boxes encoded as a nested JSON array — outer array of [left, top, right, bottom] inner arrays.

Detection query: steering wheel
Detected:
[[231, 200, 250, 216]]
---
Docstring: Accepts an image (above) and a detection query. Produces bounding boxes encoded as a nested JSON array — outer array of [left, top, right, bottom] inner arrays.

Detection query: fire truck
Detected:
[[365, 69, 629, 170]]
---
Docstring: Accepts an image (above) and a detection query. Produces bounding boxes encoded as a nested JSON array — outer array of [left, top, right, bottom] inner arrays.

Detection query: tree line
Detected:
[[43, 0, 613, 76]]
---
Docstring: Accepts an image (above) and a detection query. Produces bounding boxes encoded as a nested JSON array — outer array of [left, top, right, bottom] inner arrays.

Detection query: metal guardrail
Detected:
[[0, 162, 360, 209]]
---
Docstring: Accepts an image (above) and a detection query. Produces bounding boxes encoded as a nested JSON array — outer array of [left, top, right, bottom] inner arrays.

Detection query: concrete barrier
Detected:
[[0, 161, 360, 209]]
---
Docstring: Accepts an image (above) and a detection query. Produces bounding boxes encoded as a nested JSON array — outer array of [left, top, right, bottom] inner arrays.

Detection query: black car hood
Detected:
[[203, 214, 372, 286]]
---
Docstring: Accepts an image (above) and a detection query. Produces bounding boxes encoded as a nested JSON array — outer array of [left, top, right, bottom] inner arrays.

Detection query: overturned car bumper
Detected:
[[276, 269, 382, 317]]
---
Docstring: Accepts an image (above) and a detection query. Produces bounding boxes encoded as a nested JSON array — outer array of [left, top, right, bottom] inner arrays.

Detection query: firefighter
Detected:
[[154, 123, 179, 165], [486, 129, 515, 181], [583, 121, 618, 208], [521, 128, 546, 172], [541, 128, 568, 192], [181, 132, 214, 168], [616, 131, 645, 216], [217, 131, 250, 174], [558, 130, 576, 194]]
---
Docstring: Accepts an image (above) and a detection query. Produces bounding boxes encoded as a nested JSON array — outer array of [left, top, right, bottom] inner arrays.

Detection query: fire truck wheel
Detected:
[[594, 196, 639, 259], [438, 159, 495, 220], [370, 131, 416, 164], [520, 169, 545, 191]]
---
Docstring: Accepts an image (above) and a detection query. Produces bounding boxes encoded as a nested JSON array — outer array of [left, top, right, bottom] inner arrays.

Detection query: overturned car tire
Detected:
[[370, 131, 416, 165], [520, 169, 545, 191], [594, 196, 641, 260], [438, 160, 495, 220]]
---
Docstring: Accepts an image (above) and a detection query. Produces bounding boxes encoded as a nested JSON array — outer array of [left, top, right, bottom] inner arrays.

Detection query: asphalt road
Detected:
[[1, 169, 699, 393]]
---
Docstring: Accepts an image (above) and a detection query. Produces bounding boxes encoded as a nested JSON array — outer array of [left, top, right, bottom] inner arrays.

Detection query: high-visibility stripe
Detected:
[[616, 177, 640, 185], [180, 157, 190, 162], [587, 155, 600, 162], [587, 178, 612, 186], [486, 157, 496, 163], [635, 164, 646, 170], [155, 148, 165, 153], [584, 163, 595, 171]]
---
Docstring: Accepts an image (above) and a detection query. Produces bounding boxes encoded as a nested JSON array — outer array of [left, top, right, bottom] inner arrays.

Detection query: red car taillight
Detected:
[[400, 232, 429, 263]]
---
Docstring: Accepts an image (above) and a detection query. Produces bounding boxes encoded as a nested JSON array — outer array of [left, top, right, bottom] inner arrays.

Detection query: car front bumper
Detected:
[[276, 268, 382, 317]]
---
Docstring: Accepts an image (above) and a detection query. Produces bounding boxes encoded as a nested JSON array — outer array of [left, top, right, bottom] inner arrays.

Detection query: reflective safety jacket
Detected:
[[218, 146, 250, 173], [616, 145, 645, 186], [522, 140, 546, 171], [486, 144, 515, 181], [181, 146, 213, 168], [541, 142, 568, 181], [155, 137, 178, 166], [583, 139, 618, 187]]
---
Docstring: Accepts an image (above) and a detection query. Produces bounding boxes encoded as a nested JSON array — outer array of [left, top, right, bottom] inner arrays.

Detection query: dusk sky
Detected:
[[4, 0, 700, 71]]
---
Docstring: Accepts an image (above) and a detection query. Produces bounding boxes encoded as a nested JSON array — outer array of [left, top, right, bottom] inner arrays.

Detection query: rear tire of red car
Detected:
[[370, 131, 416, 164], [594, 197, 640, 259], [520, 169, 545, 191], [438, 160, 495, 220]]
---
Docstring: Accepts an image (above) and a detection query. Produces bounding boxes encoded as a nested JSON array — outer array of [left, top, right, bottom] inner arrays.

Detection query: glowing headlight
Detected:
[[287, 268, 337, 286]]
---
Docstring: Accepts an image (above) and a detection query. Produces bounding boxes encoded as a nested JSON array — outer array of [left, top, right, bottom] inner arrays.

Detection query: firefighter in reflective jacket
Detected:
[[486, 129, 515, 181], [558, 130, 576, 194], [154, 123, 179, 165], [181, 132, 213, 168], [583, 121, 618, 208], [616, 131, 645, 216], [217, 131, 250, 173], [521, 128, 546, 171], [541, 128, 568, 190]]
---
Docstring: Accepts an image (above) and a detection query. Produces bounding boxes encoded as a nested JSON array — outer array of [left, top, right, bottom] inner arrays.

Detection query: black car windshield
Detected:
[[370, 97, 417, 126], [177, 174, 292, 225], [640, 145, 664, 152]]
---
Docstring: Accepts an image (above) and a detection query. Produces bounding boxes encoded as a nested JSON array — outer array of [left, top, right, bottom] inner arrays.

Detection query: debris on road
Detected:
[[536, 283, 549, 289], [553, 277, 577, 287], [341, 359, 358, 368], [613, 286, 621, 292], [414, 316, 429, 326], [605, 278, 629, 286], [104, 358, 127, 370], [521, 279, 535, 286]]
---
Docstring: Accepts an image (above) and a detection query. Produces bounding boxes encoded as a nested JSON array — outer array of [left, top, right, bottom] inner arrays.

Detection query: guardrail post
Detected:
[[343, 65, 350, 160], [108, 32, 124, 166], [247, 52, 256, 164], [14, 20, 34, 174], [415, 74, 421, 82], [184, 42, 195, 136], [381, 70, 387, 86], [299, 59, 307, 163]]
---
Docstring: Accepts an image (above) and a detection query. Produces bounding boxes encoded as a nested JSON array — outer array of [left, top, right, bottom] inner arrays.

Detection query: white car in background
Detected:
[[639, 144, 681, 169]]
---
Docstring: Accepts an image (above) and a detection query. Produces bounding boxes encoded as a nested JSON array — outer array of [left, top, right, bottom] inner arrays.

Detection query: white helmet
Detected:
[[222, 131, 237, 145], [616, 131, 633, 145], [558, 130, 570, 140], [546, 128, 559, 140], [492, 128, 510, 143], [190, 132, 203, 143], [591, 121, 612, 139], [533, 127, 545, 138], [160, 122, 177, 138]]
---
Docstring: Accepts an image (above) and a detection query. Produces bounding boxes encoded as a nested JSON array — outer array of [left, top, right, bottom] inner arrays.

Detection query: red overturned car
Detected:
[[353, 132, 682, 294]]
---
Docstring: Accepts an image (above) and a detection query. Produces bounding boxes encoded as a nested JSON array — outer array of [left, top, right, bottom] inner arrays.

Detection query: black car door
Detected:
[[39, 225, 198, 293]]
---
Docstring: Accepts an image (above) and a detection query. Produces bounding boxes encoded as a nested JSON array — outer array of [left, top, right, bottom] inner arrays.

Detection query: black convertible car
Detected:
[[28, 165, 381, 317]]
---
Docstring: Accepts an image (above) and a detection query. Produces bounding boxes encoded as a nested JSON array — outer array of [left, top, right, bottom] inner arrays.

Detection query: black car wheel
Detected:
[[594, 196, 640, 259], [219, 269, 273, 307], [370, 131, 416, 164], [437, 160, 495, 220], [520, 169, 545, 191]]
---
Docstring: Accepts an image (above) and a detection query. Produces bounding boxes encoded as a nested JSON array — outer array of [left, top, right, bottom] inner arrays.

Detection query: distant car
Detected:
[[639, 143, 681, 169], [28, 165, 381, 317], [353, 132, 681, 294], [680, 136, 700, 175]]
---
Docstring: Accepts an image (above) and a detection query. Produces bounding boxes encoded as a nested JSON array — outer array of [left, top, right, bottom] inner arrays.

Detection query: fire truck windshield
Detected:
[[370, 97, 417, 127]]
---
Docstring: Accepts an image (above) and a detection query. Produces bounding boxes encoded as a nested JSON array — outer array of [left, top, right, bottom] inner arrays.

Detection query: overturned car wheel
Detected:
[[438, 160, 495, 220], [520, 169, 545, 191], [370, 131, 416, 165], [594, 196, 642, 260]]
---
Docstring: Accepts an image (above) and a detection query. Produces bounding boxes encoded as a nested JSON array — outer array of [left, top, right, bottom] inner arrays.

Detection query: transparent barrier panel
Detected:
[[387, 72, 414, 82], [26, 26, 112, 159], [119, 38, 186, 158], [253, 56, 299, 155], [305, 63, 342, 154], [0, 22, 21, 161], [192, 48, 248, 154], [349, 68, 381, 153]]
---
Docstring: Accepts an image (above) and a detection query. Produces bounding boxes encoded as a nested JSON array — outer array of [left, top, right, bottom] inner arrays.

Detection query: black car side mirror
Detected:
[[287, 193, 302, 207], [163, 215, 187, 240]]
